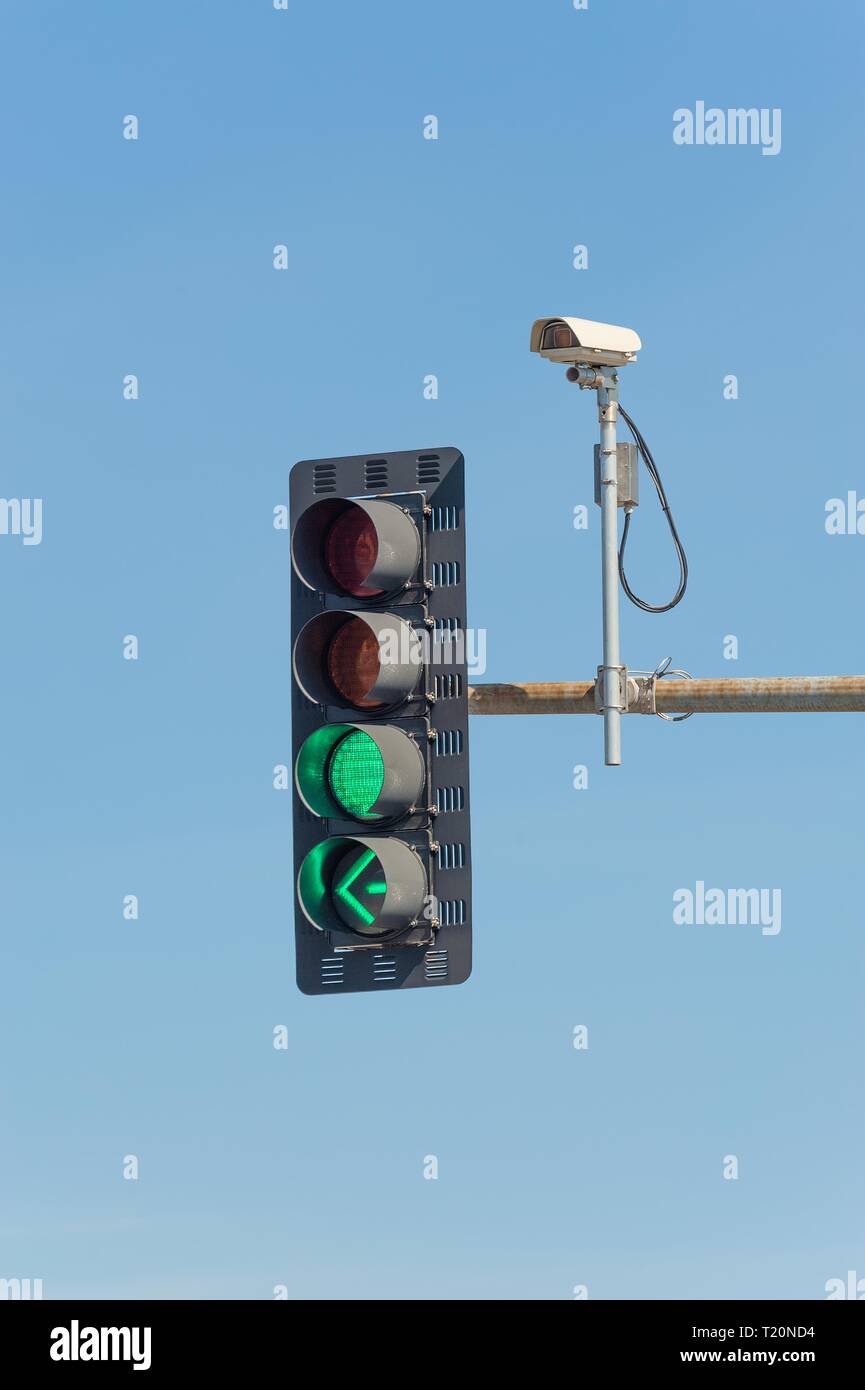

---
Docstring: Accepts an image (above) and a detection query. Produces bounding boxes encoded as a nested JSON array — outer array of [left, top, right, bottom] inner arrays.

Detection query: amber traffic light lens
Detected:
[[326, 618, 383, 708], [324, 509, 382, 598]]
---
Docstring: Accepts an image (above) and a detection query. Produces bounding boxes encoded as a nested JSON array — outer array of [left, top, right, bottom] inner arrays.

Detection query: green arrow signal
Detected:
[[333, 847, 379, 927]]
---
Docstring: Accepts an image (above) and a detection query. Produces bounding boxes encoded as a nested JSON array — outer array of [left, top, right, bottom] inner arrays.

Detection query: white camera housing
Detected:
[[530, 316, 641, 368]]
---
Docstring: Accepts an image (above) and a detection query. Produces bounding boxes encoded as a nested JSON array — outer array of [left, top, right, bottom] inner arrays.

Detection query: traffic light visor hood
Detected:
[[292, 496, 421, 598], [295, 722, 425, 822], [297, 835, 427, 940], [293, 610, 423, 709]]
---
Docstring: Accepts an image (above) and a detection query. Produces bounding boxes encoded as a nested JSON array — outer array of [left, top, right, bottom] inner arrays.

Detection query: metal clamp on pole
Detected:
[[594, 664, 629, 719], [630, 673, 658, 716], [629, 656, 695, 721]]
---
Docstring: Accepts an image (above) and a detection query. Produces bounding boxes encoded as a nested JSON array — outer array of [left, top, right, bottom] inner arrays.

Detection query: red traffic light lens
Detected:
[[324, 509, 381, 598], [326, 618, 383, 708]]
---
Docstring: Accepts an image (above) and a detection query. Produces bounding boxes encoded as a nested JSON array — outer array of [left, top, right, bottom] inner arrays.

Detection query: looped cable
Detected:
[[647, 655, 694, 722], [617, 404, 688, 613]]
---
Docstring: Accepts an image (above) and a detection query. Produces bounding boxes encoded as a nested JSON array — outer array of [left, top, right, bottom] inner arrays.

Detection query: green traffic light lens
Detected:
[[327, 730, 385, 820], [332, 845, 388, 932], [297, 835, 426, 942]]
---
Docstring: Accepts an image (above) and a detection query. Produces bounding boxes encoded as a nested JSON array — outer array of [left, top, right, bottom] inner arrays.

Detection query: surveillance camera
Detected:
[[530, 316, 641, 368]]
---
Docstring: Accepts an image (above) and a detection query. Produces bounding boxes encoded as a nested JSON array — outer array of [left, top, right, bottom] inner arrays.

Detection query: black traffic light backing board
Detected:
[[290, 447, 471, 994]]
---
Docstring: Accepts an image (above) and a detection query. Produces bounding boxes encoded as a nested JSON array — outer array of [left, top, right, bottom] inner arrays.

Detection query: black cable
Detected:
[[616, 403, 688, 613]]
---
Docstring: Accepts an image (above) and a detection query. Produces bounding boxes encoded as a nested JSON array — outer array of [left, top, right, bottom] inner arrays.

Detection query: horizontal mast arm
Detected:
[[467, 676, 865, 715]]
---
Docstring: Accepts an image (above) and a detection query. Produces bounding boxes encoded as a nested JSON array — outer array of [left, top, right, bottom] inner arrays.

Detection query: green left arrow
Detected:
[[333, 847, 381, 927]]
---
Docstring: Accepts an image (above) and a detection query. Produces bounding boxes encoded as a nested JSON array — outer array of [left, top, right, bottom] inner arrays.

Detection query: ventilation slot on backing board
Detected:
[[364, 458, 388, 490], [431, 561, 460, 587], [429, 505, 458, 532], [417, 453, 441, 486], [435, 785, 465, 813], [372, 955, 397, 984], [424, 949, 448, 980], [436, 842, 465, 870], [439, 899, 466, 926], [433, 673, 463, 700], [320, 956, 345, 987], [312, 463, 337, 495], [433, 617, 461, 642], [434, 728, 463, 757]]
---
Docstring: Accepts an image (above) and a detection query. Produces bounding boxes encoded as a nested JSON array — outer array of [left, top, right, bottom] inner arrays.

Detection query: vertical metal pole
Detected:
[[597, 368, 623, 765]]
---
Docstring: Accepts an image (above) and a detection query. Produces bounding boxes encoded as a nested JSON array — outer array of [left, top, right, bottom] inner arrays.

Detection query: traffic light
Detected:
[[290, 447, 471, 994]]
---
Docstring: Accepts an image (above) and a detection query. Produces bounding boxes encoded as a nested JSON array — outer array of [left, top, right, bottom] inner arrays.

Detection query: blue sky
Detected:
[[0, 0, 862, 1299]]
